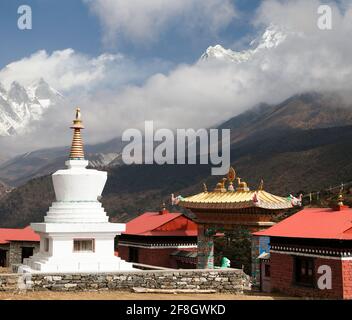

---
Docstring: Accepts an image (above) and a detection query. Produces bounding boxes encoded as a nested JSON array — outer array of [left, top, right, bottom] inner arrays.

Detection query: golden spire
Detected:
[[258, 179, 264, 191], [337, 194, 344, 206], [337, 185, 344, 206], [69, 108, 85, 160]]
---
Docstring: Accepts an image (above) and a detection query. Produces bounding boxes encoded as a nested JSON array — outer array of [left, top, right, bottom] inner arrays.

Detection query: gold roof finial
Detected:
[[69, 107, 85, 160], [160, 202, 168, 214], [338, 185, 344, 206], [214, 178, 227, 193], [237, 177, 250, 191], [258, 179, 264, 191], [227, 167, 236, 192], [228, 167, 236, 182], [203, 182, 208, 193]]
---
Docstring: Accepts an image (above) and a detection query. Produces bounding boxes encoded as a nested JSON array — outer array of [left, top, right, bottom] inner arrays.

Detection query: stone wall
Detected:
[[9, 241, 39, 266], [0, 242, 40, 268], [0, 268, 250, 293]]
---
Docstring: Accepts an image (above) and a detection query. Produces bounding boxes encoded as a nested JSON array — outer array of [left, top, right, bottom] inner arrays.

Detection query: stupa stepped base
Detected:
[[22, 222, 134, 273], [31, 222, 124, 233], [23, 253, 134, 273], [45, 201, 109, 223]]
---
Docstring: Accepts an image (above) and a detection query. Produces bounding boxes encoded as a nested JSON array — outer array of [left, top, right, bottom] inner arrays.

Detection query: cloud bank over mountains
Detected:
[[0, 0, 352, 154], [0, 49, 171, 93]]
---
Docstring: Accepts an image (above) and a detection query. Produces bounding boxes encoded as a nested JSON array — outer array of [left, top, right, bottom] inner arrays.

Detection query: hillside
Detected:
[[0, 137, 125, 187], [2, 92, 352, 227]]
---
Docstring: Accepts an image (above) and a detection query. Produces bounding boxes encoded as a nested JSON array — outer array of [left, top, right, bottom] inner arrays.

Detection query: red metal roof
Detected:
[[0, 226, 40, 244], [124, 210, 197, 236], [253, 206, 352, 240]]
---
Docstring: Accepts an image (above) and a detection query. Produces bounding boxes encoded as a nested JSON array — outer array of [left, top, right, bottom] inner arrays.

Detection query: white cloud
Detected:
[[0, 49, 119, 91], [0, 49, 168, 93], [83, 0, 237, 45]]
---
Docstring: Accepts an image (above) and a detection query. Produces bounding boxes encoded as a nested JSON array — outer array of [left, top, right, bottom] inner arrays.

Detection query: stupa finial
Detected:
[[69, 107, 85, 160]]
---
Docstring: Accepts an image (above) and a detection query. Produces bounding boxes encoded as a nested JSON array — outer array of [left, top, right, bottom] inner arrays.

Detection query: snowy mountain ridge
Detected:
[[200, 25, 289, 63], [0, 78, 62, 136]]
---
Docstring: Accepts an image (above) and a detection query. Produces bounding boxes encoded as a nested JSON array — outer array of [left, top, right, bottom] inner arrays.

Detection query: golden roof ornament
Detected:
[[203, 182, 208, 193], [258, 179, 264, 191], [337, 185, 344, 206], [69, 107, 85, 160], [337, 194, 344, 206], [227, 167, 236, 192], [214, 178, 227, 193], [236, 177, 250, 191]]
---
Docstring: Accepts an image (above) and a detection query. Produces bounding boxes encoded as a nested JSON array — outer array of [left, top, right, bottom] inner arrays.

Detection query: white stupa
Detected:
[[23, 108, 133, 272]]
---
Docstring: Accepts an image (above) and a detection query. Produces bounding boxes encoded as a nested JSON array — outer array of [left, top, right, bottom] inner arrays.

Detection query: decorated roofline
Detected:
[[176, 167, 295, 210]]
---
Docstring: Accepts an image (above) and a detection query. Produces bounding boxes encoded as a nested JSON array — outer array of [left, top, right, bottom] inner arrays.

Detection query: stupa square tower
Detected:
[[23, 108, 133, 272]]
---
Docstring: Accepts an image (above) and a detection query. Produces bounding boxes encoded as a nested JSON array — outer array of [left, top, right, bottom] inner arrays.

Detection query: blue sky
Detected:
[[0, 0, 101, 67], [0, 0, 262, 68]]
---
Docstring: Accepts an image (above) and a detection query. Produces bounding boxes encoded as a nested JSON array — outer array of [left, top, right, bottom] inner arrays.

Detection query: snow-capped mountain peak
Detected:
[[200, 44, 252, 63], [27, 78, 63, 100], [252, 24, 287, 50], [200, 25, 288, 63], [0, 79, 63, 136]]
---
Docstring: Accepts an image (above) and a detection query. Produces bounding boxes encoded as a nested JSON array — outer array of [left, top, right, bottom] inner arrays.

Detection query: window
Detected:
[[44, 238, 49, 252], [129, 247, 139, 263], [0, 249, 8, 267], [294, 256, 314, 286], [73, 239, 95, 252], [21, 247, 34, 262], [264, 264, 271, 277]]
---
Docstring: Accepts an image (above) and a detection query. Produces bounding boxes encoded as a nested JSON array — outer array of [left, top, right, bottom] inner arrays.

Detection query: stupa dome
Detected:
[[52, 108, 107, 202]]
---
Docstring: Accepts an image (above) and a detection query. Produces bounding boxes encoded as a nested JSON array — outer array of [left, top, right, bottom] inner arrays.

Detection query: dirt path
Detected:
[[0, 290, 294, 300]]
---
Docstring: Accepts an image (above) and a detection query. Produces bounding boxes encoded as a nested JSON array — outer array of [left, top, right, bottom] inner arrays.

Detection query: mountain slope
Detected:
[[1, 92, 352, 227], [0, 137, 126, 187], [220, 92, 352, 143]]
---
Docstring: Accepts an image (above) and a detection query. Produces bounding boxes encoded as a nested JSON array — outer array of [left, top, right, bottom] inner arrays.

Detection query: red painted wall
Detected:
[[118, 245, 129, 262], [342, 260, 352, 299], [118, 214, 197, 269], [118, 245, 178, 268], [270, 252, 344, 299]]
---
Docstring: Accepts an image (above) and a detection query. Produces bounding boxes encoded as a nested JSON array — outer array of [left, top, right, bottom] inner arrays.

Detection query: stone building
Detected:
[[253, 201, 352, 299], [0, 227, 39, 268], [117, 207, 198, 268]]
